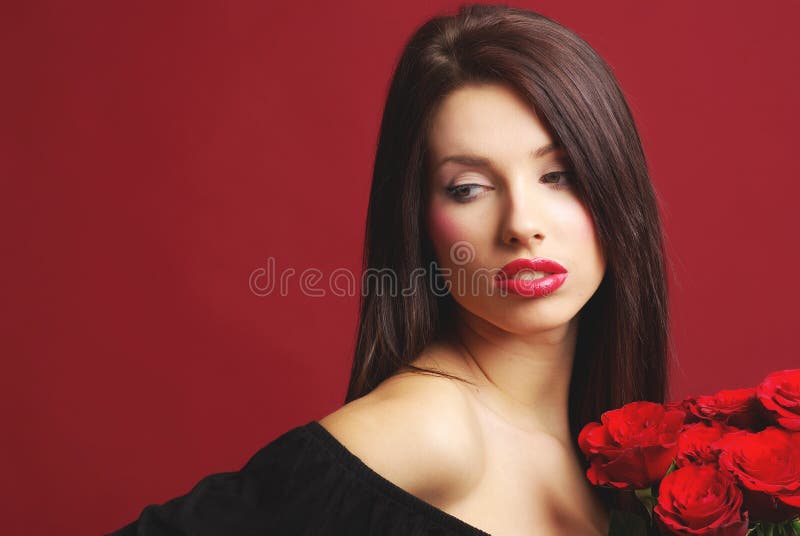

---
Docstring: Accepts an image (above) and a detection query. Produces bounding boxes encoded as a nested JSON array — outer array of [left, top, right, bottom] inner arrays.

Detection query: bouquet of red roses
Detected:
[[579, 369, 800, 536]]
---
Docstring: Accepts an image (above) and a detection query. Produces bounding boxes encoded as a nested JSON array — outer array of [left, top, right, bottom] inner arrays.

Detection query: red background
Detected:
[[2, 1, 798, 534]]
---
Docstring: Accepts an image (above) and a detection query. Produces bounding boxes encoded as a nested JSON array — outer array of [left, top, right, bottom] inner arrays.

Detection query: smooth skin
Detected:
[[320, 82, 610, 536]]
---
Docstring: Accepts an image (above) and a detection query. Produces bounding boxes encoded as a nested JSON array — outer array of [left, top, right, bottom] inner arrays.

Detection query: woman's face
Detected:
[[425, 83, 606, 335]]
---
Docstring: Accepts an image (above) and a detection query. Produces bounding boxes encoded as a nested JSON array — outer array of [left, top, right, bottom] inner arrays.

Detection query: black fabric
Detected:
[[107, 420, 634, 535]]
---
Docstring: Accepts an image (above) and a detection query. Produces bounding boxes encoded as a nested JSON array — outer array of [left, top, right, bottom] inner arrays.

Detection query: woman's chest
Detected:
[[436, 443, 605, 535], [429, 407, 608, 536]]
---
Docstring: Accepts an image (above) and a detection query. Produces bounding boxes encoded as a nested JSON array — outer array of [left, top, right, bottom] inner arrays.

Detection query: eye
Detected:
[[445, 183, 491, 203], [541, 171, 573, 190]]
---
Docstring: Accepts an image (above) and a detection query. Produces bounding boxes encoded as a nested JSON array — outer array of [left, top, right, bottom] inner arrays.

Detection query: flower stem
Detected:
[[633, 487, 656, 524]]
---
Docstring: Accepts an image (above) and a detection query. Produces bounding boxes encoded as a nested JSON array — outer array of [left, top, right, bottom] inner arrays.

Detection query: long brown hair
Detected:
[[344, 3, 671, 475]]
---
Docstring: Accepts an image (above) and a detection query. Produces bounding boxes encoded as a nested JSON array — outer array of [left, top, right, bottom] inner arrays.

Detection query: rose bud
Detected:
[[654, 464, 748, 536], [675, 421, 729, 468], [666, 398, 703, 425], [578, 401, 684, 489], [716, 426, 800, 522], [756, 368, 800, 431], [689, 387, 765, 431]]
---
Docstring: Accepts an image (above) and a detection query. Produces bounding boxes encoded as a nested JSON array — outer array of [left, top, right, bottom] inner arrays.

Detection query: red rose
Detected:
[[687, 387, 764, 430], [756, 369, 800, 431], [716, 426, 800, 522], [654, 464, 749, 536], [578, 401, 685, 489], [666, 398, 708, 426], [675, 421, 729, 468]]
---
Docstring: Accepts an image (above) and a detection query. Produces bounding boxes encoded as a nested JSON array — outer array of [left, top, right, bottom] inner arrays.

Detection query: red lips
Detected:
[[494, 258, 569, 298], [496, 257, 568, 280]]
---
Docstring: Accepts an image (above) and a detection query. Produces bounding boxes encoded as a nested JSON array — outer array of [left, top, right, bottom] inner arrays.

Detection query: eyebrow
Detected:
[[433, 142, 564, 172]]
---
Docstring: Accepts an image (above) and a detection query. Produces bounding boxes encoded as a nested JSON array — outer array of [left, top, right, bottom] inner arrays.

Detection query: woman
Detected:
[[109, 4, 669, 535]]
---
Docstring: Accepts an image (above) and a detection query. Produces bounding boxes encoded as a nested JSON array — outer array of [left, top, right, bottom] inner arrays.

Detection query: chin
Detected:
[[495, 315, 577, 337], [459, 296, 581, 336]]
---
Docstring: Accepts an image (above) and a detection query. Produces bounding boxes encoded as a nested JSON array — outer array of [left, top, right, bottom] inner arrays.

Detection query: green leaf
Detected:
[[664, 459, 678, 477], [634, 487, 657, 523], [757, 520, 800, 536]]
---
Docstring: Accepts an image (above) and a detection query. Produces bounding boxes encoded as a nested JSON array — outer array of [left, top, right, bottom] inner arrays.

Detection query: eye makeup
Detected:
[[443, 169, 574, 203]]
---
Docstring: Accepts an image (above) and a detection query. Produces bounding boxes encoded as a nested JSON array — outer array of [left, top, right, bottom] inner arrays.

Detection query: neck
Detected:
[[445, 305, 579, 445]]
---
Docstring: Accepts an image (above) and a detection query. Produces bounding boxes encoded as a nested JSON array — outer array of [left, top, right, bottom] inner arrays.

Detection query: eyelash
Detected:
[[445, 171, 574, 203]]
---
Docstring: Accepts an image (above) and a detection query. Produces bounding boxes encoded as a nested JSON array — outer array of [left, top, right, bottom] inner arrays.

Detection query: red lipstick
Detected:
[[495, 257, 568, 298]]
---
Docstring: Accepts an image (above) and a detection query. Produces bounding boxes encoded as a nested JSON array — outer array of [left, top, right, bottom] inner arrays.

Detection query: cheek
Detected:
[[575, 209, 597, 240], [574, 205, 606, 266], [427, 205, 462, 252]]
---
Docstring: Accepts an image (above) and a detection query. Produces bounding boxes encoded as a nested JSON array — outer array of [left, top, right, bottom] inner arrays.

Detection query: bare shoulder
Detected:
[[317, 364, 484, 505]]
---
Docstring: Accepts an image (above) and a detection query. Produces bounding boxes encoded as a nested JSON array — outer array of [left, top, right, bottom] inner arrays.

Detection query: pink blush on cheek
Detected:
[[576, 205, 601, 239], [427, 206, 462, 249]]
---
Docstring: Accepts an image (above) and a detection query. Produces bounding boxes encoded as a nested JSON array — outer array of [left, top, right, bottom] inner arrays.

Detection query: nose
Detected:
[[500, 186, 545, 247]]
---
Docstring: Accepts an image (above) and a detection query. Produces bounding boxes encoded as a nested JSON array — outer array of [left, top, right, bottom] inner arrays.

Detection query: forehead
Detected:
[[427, 83, 554, 161]]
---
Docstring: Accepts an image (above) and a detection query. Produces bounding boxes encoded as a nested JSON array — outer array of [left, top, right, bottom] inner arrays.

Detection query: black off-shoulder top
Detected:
[[107, 420, 643, 535]]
